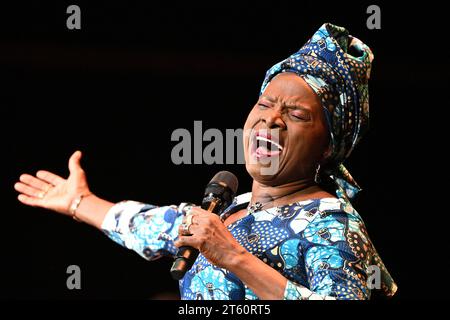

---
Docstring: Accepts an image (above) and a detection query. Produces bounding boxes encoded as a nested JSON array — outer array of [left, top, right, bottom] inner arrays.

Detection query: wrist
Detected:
[[226, 245, 252, 271], [72, 193, 115, 229], [69, 192, 94, 222]]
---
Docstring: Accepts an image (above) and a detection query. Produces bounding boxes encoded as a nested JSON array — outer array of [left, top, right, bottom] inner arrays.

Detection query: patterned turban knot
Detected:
[[260, 23, 374, 203]]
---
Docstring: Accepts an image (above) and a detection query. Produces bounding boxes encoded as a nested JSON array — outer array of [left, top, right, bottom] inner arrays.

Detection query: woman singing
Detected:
[[14, 23, 397, 300]]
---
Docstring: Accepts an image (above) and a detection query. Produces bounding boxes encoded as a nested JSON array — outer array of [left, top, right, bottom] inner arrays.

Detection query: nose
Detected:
[[262, 107, 286, 129]]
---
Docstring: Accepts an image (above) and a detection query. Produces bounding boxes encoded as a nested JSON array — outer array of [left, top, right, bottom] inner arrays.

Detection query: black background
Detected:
[[0, 1, 447, 300]]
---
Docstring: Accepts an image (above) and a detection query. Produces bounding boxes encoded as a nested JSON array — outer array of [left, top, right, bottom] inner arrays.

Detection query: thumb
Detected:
[[68, 150, 84, 175]]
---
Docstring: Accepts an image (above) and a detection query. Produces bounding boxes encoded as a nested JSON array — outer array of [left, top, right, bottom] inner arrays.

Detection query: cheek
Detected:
[[243, 106, 259, 130], [312, 120, 330, 151], [241, 112, 252, 161], [307, 130, 329, 161], [286, 127, 324, 160], [285, 135, 306, 162], [243, 108, 259, 142]]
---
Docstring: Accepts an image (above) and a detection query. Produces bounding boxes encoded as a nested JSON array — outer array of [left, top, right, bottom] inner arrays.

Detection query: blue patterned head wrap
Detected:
[[260, 23, 374, 202]]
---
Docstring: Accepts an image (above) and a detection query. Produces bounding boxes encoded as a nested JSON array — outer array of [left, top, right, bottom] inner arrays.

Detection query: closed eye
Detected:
[[290, 110, 310, 121]]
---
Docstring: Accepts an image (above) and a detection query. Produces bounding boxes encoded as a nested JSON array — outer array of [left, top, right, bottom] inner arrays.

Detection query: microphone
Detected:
[[170, 171, 239, 280]]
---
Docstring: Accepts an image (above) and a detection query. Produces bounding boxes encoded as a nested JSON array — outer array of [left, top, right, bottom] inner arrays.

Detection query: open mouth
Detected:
[[251, 130, 283, 159]]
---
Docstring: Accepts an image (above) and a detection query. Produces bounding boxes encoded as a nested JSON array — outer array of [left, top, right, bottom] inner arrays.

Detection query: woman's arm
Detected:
[[14, 150, 113, 229], [101, 201, 184, 260], [226, 243, 362, 300], [14, 150, 184, 260], [175, 206, 369, 300], [225, 249, 289, 300], [74, 194, 114, 229], [174, 208, 292, 299]]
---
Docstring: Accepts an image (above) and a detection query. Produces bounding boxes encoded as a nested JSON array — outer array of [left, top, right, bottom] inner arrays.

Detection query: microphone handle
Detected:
[[170, 199, 221, 280]]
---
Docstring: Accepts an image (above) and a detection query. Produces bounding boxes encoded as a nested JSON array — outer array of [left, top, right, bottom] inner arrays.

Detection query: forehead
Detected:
[[263, 72, 320, 104]]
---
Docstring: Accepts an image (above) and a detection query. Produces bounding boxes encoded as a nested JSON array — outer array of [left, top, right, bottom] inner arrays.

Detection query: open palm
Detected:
[[14, 151, 91, 215]]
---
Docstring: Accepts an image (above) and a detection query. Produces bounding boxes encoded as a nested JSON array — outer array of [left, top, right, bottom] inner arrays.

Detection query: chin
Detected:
[[245, 161, 282, 186]]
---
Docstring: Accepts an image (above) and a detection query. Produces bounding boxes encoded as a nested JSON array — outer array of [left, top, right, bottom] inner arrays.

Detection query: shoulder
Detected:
[[262, 197, 357, 239], [313, 197, 363, 224], [288, 197, 359, 223], [295, 198, 367, 243], [300, 198, 374, 264]]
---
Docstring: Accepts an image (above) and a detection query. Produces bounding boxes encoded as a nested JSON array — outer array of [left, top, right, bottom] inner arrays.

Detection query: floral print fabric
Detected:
[[101, 193, 397, 300]]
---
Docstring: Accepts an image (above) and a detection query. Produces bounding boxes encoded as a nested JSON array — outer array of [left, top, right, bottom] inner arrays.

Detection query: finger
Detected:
[[186, 223, 201, 235], [181, 214, 195, 225], [36, 170, 65, 185], [188, 206, 210, 217], [178, 218, 197, 236], [17, 194, 44, 207], [178, 224, 192, 236], [68, 150, 83, 175], [187, 212, 216, 225], [19, 174, 52, 191], [174, 236, 201, 249], [14, 182, 45, 198]]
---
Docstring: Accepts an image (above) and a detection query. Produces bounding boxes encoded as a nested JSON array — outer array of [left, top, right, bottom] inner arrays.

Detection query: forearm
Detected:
[[227, 249, 337, 300], [227, 250, 287, 300], [101, 201, 184, 260], [74, 194, 114, 229]]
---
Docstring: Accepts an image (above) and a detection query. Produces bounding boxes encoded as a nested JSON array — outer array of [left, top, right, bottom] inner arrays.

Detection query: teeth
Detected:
[[256, 136, 283, 150]]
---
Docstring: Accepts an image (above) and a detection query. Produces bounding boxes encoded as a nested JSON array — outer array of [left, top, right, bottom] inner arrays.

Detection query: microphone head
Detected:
[[208, 171, 239, 195], [202, 171, 239, 213]]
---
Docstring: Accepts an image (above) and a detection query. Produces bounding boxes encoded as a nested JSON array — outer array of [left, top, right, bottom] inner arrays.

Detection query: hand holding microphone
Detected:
[[170, 171, 239, 280]]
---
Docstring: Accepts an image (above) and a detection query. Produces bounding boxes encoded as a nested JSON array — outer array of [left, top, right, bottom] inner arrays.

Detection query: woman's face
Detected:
[[243, 72, 330, 186]]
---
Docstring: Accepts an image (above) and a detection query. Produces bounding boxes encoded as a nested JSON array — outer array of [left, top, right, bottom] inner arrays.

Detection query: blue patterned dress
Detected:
[[101, 193, 397, 300]]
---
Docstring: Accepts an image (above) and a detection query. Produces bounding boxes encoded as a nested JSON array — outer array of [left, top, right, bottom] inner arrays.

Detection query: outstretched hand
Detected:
[[14, 151, 91, 216]]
